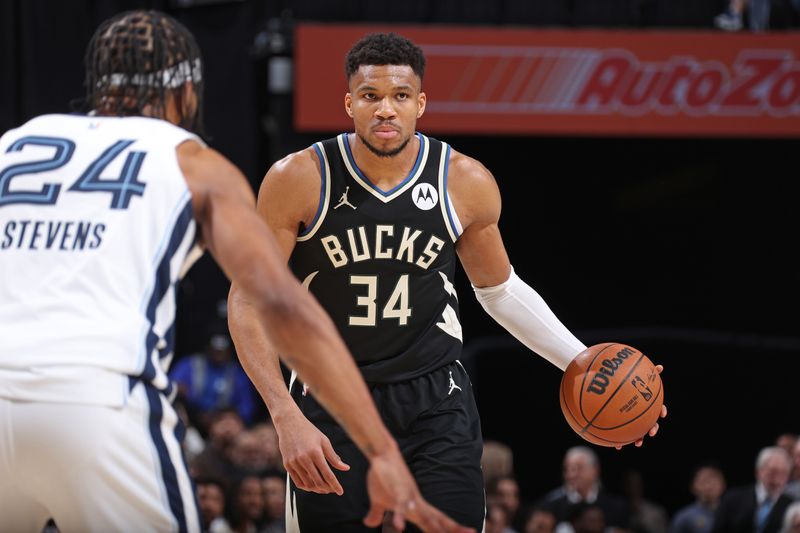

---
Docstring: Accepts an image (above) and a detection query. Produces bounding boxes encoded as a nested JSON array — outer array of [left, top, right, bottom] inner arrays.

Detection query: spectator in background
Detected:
[[196, 478, 233, 533], [786, 440, 800, 499], [562, 502, 608, 533], [781, 501, 800, 533], [190, 408, 245, 486], [713, 0, 748, 30], [714, 0, 800, 31], [715, 0, 772, 31], [483, 440, 515, 483], [776, 434, 798, 458], [539, 446, 630, 532], [670, 464, 726, 533], [170, 327, 257, 432], [487, 475, 523, 531], [486, 501, 519, 533], [230, 429, 274, 478], [712, 446, 793, 533], [225, 475, 264, 533], [522, 506, 557, 533], [250, 421, 284, 473], [260, 471, 286, 533], [622, 469, 668, 533]]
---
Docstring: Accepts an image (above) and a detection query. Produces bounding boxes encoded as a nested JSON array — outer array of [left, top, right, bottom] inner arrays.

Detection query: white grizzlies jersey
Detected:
[[0, 114, 202, 406]]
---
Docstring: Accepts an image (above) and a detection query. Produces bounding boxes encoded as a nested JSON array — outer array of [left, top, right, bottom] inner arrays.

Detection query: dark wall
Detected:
[[448, 134, 800, 511], [2, 0, 799, 517]]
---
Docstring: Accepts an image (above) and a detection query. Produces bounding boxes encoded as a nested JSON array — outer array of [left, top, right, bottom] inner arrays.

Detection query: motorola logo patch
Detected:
[[412, 183, 438, 210]]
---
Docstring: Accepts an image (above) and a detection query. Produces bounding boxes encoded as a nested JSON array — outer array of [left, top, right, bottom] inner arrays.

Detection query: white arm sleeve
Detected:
[[473, 266, 586, 371]]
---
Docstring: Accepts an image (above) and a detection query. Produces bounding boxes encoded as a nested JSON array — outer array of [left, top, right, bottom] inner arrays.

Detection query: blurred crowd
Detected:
[[713, 0, 800, 30], [168, 325, 800, 533], [482, 436, 800, 533]]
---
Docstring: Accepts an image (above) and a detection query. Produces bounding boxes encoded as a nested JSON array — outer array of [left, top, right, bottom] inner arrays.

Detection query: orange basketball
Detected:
[[560, 343, 664, 447]]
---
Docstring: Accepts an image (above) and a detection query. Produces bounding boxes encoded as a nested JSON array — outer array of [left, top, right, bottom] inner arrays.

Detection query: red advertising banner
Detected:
[[295, 23, 800, 137]]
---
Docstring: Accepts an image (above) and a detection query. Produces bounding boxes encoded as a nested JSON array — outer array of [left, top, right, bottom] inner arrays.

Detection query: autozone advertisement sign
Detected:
[[295, 24, 800, 137]]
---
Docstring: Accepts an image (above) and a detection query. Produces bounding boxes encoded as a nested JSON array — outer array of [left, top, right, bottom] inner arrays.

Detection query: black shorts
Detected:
[[287, 361, 485, 532]]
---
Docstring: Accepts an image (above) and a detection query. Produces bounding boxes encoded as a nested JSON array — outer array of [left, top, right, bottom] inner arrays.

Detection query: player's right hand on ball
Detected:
[[616, 365, 668, 450], [364, 445, 475, 533], [274, 409, 350, 495]]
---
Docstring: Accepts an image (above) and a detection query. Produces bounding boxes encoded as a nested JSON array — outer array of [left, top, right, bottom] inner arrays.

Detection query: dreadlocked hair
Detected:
[[345, 32, 426, 81], [84, 10, 205, 134]]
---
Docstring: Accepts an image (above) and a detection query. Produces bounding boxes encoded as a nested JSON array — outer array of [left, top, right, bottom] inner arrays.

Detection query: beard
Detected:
[[358, 132, 411, 158]]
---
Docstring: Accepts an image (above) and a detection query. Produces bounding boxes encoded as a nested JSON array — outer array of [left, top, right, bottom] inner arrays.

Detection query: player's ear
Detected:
[[181, 81, 198, 123], [345, 93, 354, 118], [417, 91, 426, 119]]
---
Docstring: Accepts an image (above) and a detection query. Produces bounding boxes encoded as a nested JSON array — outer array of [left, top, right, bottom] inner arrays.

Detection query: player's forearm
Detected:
[[473, 266, 586, 371], [228, 284, 300, 419], [253, 286, 396, 458], [208, 202, 394, 458]]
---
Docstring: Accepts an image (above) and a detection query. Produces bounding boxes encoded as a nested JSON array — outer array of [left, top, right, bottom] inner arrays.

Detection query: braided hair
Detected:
[[84, 10, 205, 134]]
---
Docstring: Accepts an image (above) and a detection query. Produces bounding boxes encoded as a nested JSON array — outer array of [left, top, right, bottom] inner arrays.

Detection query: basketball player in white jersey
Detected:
[[0, 11, 473, 533]]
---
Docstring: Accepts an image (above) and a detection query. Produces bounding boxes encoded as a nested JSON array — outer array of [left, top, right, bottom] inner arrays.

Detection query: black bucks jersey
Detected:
[[291, 133, 463, 384]]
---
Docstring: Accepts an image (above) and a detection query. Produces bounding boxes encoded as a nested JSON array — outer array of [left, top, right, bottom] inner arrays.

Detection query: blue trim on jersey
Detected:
[[140, 200, 194, 384], [160, 321, 176, 360], [298, 143, 327, 238], [144, 383, 189, 533], [442, 144, 461, 239], [160, 321, 177, 400], [342, 132, 424, 196]]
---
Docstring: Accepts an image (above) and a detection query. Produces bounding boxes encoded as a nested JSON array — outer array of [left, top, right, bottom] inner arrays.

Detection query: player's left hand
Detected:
[[616, 364, 667, 450]]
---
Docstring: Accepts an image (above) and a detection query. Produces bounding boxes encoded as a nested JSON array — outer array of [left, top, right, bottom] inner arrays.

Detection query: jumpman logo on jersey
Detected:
[[448, 371, 462, 395], [334, 186, 356, 210]]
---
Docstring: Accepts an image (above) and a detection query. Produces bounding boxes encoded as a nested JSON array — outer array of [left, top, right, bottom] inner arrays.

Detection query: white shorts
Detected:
[[0, 380, 200, 533]]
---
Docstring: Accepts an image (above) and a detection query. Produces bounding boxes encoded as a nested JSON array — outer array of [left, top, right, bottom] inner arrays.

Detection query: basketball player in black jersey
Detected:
[[228, 32, 667, 532]]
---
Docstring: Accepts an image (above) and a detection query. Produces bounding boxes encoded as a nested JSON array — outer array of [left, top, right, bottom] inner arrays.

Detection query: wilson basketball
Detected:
[[560, 343, 664, 447]]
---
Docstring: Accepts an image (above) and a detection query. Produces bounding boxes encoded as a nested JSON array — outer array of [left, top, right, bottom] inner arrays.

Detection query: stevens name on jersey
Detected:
[[2, 219, 106, 251]]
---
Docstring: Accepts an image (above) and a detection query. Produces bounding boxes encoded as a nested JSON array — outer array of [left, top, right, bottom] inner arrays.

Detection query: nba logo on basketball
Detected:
[[631, 375, 653, 401]]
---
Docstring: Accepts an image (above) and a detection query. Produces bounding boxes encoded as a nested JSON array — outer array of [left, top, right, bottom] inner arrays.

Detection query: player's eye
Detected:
[[396, 93, 409, 100]]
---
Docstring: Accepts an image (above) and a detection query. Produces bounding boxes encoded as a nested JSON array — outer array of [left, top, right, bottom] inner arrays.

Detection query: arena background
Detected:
[[2, 0, 799, 516]]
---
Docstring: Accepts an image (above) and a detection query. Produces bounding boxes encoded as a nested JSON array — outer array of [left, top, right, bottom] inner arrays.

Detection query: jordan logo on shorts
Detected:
[[334, 186, 356, 210], [448, 371, 462, 395]]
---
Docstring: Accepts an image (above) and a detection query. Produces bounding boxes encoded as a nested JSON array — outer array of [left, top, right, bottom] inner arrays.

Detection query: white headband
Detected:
[[98, 58, 202, 89]]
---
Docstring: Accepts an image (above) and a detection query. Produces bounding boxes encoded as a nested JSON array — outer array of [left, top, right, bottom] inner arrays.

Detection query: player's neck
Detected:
[[92, 101, 175, 126], [348, 133, 420, 190]]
